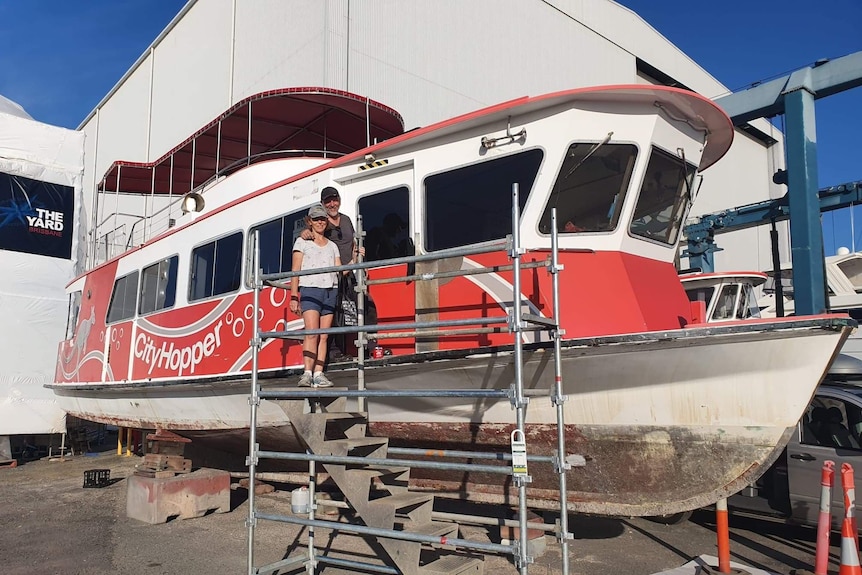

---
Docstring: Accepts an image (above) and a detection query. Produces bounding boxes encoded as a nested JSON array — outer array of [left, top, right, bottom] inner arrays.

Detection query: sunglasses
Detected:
[[311, 216, 328, 222]]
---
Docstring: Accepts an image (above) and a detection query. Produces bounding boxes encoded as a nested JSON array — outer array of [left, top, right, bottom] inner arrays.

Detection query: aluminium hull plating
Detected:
[[50, 317, 853, 516]]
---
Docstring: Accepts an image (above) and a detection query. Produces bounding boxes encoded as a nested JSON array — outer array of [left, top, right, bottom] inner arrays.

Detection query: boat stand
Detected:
[[245, 186, 577, 575]]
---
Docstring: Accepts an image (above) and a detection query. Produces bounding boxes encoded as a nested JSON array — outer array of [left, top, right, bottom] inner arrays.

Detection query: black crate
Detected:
[[83, 468, 111, 488]]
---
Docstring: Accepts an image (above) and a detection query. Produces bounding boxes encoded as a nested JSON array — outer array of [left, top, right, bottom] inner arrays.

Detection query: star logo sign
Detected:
[[0, 197, 38, 229]]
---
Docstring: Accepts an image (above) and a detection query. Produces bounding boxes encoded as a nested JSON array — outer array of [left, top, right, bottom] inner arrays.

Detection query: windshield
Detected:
[[539, 143, 637, 234], [629, 147, 697, 244]]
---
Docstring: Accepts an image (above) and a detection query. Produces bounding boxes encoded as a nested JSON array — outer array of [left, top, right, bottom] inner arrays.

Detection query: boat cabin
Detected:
[[681, 271, 766, 324]]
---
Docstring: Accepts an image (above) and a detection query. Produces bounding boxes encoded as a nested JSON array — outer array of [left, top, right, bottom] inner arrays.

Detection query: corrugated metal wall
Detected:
[[150, 0, 234, 157]]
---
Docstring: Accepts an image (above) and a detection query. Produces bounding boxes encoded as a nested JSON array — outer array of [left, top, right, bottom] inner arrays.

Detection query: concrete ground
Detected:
[[0, 451, 842, 575]]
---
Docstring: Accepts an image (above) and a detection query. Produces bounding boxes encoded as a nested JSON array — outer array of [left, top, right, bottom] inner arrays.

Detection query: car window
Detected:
[[804, 395, 862, 450]]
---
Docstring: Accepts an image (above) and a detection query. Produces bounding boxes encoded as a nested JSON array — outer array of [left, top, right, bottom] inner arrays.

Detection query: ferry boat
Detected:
[[50, 86, 853, 517]]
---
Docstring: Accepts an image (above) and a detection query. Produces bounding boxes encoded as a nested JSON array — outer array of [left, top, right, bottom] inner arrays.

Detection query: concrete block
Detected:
[[126, 467, 230, 524]]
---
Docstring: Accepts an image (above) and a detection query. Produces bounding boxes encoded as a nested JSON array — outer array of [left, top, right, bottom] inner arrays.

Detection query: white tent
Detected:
[[0, 95, 85, 437]]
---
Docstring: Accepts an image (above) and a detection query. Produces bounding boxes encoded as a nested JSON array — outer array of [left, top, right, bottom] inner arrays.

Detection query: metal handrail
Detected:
[[260, 237, 510, 284]]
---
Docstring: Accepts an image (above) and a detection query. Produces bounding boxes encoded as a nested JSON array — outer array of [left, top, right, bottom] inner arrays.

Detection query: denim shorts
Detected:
[[300, 286, 338, 316]]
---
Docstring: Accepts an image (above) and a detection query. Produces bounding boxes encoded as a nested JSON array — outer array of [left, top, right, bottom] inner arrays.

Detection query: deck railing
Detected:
[[88, 149, 347, 268]]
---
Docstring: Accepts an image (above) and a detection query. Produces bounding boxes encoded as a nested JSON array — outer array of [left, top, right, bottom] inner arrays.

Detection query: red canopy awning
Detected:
[[99, 87, 404, 195]]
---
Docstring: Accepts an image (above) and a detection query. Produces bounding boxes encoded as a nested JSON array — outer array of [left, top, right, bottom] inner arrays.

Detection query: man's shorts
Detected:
[[300, 286, 338, 316]]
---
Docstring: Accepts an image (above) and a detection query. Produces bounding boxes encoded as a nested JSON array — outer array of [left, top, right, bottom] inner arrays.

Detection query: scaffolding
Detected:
[[246, 185, 574, 575]]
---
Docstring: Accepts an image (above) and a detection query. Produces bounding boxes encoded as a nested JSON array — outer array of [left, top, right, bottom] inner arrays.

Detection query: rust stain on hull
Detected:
[[179, 420, 791, 517]]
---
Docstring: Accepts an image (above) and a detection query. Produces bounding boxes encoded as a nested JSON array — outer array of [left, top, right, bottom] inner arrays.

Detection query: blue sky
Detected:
[[1, 0, 860, 252], [0, 1, 185, 127]]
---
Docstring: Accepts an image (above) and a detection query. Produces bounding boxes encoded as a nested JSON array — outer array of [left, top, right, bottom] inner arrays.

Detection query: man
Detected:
[[300, 186, 362, 361]]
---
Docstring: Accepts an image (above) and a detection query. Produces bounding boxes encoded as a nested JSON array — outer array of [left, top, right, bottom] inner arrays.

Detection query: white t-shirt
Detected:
[[292, 237, 340, 288]]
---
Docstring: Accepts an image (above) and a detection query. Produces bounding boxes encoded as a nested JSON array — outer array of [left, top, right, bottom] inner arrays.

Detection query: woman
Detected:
[[289, 203, 342, 387]]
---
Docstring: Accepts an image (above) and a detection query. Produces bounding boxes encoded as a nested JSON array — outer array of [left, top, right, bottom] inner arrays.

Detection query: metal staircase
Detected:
[[277, 395, 483, 575]]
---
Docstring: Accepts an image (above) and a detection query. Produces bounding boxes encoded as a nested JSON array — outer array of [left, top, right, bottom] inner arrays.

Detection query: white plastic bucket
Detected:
[[291, 486, 309, 514]]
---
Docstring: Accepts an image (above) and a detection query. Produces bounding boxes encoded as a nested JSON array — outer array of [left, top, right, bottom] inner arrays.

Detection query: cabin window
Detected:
[[65, 290, 82, 340], [629, 147, 697, 244], [424, 149, 543, 252], [106, 271, 139, 324], [738, 283, 761, 319], [139, 256, 178, 315], [539, 143, 637, 234], [359, 187, 413, 261], [711, 285, 738, 321], [190, 232, 243, 301], [248, 210, 309, 285]]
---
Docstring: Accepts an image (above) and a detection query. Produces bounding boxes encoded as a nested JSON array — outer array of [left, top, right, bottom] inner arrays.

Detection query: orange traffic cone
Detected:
[[839, 516, 862, 575]]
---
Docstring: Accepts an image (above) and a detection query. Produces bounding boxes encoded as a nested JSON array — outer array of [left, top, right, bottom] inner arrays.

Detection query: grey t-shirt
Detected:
[[325, 213, 355, 265], [292, 237, 340, 288]]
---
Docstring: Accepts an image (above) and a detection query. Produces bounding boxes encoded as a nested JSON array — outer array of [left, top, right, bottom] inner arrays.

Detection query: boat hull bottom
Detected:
[[179, 420, 792, 517]]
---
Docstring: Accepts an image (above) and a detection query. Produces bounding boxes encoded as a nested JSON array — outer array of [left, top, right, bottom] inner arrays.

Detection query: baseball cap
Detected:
[[308, 203, 327, 219], [321, 186, 340, 201]]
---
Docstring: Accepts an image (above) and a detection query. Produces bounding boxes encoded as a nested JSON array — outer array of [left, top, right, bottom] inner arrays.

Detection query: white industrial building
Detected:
[[79, 0, 787, 272]]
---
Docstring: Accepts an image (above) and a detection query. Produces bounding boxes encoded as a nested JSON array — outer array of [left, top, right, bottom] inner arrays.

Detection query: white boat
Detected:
[[757, 251, 862, 360], [49, 86, 853, 517]]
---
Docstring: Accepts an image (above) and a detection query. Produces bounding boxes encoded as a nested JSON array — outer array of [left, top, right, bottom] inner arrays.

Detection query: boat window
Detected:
[[424, 149, 543, 252], [837, 258, 862, 292], [711, 284, 739, 321], [190, 232, 243, 301], [738, 283, 761, 320], [539, 143, 637, 234], [248, 210, 309, 285], [359, 186, 413, 262], [630, 147, 697, 244], [106, 271, 140, 324], [65, 290, 82, 340], [139, 256, 178, 315]]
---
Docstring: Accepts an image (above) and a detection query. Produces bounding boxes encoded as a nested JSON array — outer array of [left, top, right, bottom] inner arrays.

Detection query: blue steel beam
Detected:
[[785, 88, 825, 314], [715, 52, 862, 126], [683, 181, 862, 273], [710, 52, 862, 315]]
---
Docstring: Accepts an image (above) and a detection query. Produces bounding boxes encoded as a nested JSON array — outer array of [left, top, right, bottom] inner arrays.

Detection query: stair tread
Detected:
[[369, 491, 432, 508], [326, 437, 389, 448], [309, 411, 367, 420], [400, 520, 458, 538], [419, 554, 484, 575], [344, 466, 410, 476]]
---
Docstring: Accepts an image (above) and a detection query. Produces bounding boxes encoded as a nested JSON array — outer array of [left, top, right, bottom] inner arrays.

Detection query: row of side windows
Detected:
[[107, 256, 180, 324], [105, 147, 550, 324], [107, 232, 244, 325]]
